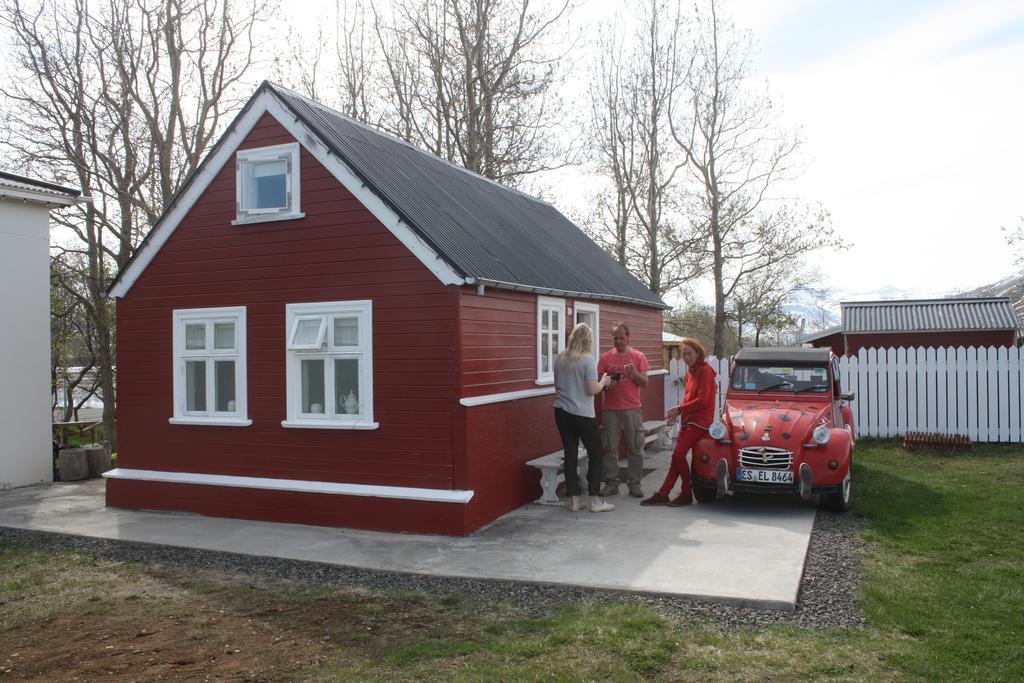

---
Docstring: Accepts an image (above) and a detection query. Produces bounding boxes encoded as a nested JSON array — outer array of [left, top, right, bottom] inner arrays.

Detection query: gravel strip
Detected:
[[0, 506, 865, 630]]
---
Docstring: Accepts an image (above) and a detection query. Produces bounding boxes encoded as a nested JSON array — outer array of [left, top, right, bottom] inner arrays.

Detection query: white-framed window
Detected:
[[233, 142, 304, 224], [171, 307, 250, 426], [282, 300, 377, 430], [536, 296, 565, 384], [574, 302, 600, 362]]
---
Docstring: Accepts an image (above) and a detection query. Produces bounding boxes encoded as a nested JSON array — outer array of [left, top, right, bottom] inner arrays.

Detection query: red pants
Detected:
[[658, 425, 705, 496]]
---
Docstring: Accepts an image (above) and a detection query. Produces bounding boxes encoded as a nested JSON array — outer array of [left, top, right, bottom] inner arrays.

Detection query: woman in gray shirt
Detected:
[[554, 323, 614, 512]]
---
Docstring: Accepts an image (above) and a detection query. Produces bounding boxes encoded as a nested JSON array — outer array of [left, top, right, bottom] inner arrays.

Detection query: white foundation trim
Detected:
[[103, 468, 474, 504], [459, 386, 555, 407]]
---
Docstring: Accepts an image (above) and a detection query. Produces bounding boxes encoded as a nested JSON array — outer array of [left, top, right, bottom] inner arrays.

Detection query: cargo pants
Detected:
[[600, 408, 645, 486]]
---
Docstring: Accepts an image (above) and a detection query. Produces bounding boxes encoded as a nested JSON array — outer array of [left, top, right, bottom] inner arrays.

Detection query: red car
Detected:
[[691, 347, 855, 511]]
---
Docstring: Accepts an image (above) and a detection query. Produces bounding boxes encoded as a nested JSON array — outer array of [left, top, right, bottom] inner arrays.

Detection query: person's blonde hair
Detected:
[[558, 323, 594, 367]]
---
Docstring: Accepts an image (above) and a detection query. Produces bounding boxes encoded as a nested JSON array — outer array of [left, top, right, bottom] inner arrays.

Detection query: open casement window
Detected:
[[171, 307, 250, 426], [283, 300, 377, 429], [574, 302, 600, 362], [234, 142, 303, 224], [536, 296, 566, 384]]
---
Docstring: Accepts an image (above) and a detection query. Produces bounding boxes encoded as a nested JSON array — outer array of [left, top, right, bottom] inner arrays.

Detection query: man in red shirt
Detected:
[[597, 323, 651, 498]]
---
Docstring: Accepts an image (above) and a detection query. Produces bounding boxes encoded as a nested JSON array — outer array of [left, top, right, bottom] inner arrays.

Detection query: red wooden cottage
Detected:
[[105, 82, 667, 536], [804, 298, 1020, 356]]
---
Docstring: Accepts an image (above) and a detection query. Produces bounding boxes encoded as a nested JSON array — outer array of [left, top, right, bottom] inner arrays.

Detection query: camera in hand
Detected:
[[610, 372, 622, 381]]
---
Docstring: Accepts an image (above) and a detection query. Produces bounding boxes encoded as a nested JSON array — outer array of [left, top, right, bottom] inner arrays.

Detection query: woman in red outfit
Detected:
[[642, 338, 717, 506]]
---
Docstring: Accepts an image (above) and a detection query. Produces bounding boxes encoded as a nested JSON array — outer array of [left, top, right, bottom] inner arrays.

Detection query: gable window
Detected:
[[234, 142, 304, 224], [536, 296, 565, 384], [171, 307, 250, 426], [574, 302, 600, 362], [282, 300, 377, 429]]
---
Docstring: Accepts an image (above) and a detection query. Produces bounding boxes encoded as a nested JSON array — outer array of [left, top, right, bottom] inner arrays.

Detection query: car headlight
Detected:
[[812, 425, 831, 445], [709, 421, 727, 440]]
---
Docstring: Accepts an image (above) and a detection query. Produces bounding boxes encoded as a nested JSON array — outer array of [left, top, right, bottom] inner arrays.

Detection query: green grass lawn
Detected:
[[2, 441, 1023, 681], [854, 440, 1024, 681]]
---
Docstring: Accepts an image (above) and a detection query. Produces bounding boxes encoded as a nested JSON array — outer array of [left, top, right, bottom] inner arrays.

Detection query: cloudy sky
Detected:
[[684, 0, 1024, 300], [531, 0, 1024, 305]]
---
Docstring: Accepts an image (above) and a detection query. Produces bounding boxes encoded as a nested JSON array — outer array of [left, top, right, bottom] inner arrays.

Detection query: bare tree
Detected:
[[668, 0, 841, 355], [50, 254, 100, 424], [585, 0, 703, 296], [664, 301, 737, 356], [1003, 216, 1024, 264], [372, 0, 572, 185], [1, 0, 271, 447], [273, 0, 381, 123], [729, 259, 819, 347]]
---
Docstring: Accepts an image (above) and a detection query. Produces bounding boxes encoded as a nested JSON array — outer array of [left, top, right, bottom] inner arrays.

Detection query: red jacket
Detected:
[[680, 361, 717, 428]]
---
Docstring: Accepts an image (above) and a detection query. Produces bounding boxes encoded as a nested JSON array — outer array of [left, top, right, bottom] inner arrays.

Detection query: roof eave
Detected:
[[470, 278, 668, 309]]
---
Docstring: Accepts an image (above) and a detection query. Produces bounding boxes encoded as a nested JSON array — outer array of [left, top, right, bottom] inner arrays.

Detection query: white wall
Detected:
[[0, 199, 52, 487]]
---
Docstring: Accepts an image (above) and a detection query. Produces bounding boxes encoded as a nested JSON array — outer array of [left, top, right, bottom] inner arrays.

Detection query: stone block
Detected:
[[85, 444, 111, 477], [58, 448, 89, 481]]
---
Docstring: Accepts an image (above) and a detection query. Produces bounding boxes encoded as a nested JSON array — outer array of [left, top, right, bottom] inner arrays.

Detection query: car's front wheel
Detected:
[[825, 469, 852, 512], [693, 485, 717, 503]]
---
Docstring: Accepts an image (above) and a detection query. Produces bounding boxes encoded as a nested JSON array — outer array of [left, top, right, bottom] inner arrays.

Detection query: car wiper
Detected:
[[757, 381, 790, 393], [794, 385, 828, 394]]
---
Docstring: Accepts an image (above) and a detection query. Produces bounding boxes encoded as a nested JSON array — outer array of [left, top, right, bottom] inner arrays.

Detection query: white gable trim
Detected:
[[109, 90, 466, 299]]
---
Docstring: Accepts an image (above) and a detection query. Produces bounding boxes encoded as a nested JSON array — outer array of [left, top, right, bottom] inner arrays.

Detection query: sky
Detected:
[[8, 0, 1022, 306], [526, 0, 1024, 306], [685, 0, 1024, 301]]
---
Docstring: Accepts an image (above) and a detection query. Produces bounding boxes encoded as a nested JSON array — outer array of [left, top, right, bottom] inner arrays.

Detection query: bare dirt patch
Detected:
[[2, 565, 331, 681]]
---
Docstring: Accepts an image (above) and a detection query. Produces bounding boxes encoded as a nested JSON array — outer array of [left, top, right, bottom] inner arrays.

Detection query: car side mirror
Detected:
[[839, 391, 855, 402]]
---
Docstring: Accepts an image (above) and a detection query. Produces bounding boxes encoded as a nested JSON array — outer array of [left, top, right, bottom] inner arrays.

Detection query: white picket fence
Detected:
[[664, 346, 1024, 443]]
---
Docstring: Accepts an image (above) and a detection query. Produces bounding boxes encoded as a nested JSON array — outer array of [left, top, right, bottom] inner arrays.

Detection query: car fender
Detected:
[[842, 405, 856, 441], [809, 428, 853, 486], [692, 436, 732, 480]]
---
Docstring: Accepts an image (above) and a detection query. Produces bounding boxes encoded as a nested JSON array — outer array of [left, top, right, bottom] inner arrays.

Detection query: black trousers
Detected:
[[554, 407, 604, 497]]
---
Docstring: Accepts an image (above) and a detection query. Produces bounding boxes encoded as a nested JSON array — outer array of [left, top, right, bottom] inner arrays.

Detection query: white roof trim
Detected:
[[0, 185, 87, 208], [109, 90, 466, 299], [103, 467, 474, 504]]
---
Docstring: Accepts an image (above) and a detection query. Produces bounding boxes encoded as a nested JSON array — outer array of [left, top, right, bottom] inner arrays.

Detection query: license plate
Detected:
[[737, 468, 794, 484]]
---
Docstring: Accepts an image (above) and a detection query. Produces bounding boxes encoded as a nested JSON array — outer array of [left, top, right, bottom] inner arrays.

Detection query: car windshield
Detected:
[[731, 363, 830, 394]]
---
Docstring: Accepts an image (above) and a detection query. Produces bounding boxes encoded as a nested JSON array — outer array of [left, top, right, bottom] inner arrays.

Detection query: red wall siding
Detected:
[[809, 332, 845, 357], [116, 113, 460, 492], [456, 290, 665, 525], [115, 111, 668, 534], [843, 330, 1016, 354]]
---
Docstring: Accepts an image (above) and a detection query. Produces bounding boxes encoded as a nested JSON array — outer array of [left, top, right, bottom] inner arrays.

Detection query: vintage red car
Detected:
[[691, 347, 855, 511]]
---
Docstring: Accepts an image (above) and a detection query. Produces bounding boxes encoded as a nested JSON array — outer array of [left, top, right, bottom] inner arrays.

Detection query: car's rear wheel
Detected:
[[825, 469, 852, 512], [693, 485, 717, 503]]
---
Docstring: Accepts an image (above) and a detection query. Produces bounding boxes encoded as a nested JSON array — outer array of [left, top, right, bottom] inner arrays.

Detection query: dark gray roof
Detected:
[[267, 83, 665, 309], [841, 298, 1019, 333], [800, 325, 842, 343], [735, 347, 832, 365]]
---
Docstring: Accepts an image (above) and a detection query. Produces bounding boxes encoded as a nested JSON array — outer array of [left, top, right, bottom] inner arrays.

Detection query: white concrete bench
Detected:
[[642, 420, 671, 450], [526, 448, 589, 505]]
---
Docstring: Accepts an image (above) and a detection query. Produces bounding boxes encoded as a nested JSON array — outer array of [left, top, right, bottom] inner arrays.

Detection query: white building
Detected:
[[0, 171, 86, 488]]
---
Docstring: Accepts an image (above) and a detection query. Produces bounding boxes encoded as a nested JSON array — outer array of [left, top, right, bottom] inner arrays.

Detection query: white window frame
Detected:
[[282, 300, 378, 430], [536, 296, 565, 385], [233, 142, 304, 225], [574, 302, 600, 362], [170, 306, 251, 426]]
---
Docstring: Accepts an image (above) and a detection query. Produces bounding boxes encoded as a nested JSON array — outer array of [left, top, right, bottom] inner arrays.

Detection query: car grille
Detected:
[[738, 446, 793, 470]]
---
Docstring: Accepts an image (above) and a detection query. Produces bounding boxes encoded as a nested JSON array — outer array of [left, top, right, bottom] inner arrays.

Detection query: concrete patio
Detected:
[[0, 447, 816, 610]]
